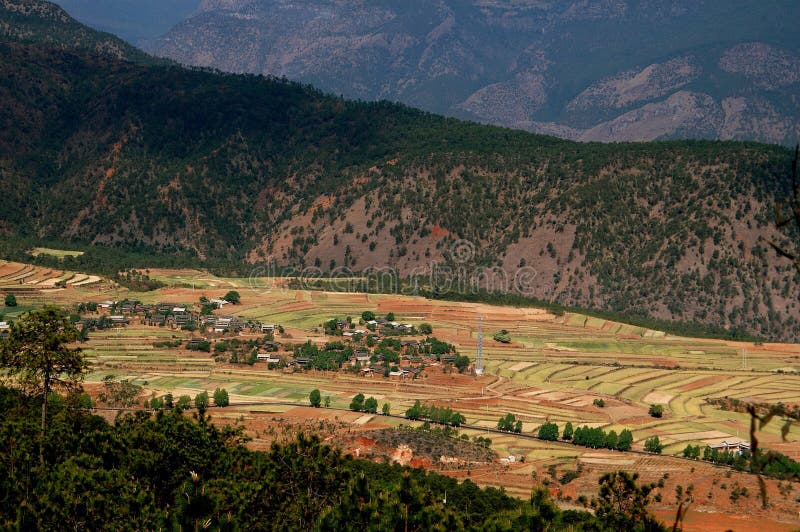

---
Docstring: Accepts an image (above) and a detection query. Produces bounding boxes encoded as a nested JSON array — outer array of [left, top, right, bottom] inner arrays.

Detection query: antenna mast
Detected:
[[475, 316, 484, 375]]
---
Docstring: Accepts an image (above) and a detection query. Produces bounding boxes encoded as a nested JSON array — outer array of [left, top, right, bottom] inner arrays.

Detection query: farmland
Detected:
[[2, 260, 800, 530], [29, 247, 85, 259]]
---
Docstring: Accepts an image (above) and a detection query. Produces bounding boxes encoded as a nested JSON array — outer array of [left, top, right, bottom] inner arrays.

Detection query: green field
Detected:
[[29, 247, 85, 259]]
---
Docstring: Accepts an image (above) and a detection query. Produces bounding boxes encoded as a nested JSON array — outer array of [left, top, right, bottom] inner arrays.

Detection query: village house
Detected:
[[710, 440, 750, 455], [147, 313, 166, 326], [214, 317, 233, 333], [351, 350, 372, 366], [257, 352, 282, 364], [186, 337, 209, 350], [109, 315, 129, 326], [209, 298, 229, 309], [167, 312, 193, 328], [407, 367, 422, 379]]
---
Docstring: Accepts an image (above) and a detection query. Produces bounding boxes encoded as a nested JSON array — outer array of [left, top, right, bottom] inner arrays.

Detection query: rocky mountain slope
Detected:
[[148, 0, 800, 145], [1, 1, 799, 340]]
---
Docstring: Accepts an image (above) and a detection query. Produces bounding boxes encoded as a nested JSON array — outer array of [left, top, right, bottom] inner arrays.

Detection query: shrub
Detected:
[[364, 397, 378, 414], [309, 389, 321, 407], [350, 393, 365, 412], [176, 395, 192, 410], [213, 388, 229, 407], [538, 422, 559, 441], [187, 341, 211, 352], [223, 290, 241, 304], [497, 413, 518, 432], [617, 429, 634, 451], [559, 470, 581, 485], [453, 355, 470, 372], [562, 421, 574, 440], [644, 436, 663, 454], [492, 330, 511, 343], [194, 391, 210, 410]]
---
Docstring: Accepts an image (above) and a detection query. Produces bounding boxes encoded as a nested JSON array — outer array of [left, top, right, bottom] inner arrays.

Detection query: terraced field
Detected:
[[6, 264, 800, 529], [0, 261, 102, 289]]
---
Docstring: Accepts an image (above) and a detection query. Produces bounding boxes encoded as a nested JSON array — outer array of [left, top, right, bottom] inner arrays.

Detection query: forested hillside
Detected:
[[0, 1, 798, 340]]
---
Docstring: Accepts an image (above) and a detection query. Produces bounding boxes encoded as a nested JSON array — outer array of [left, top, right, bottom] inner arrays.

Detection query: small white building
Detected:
[[257, 353, 281, 364]]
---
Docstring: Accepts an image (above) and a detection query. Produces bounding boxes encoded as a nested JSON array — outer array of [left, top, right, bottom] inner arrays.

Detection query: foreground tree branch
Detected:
[[0, 307, 87, 463]]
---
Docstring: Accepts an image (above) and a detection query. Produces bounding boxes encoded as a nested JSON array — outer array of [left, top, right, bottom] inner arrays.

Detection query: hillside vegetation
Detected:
[[0, 1, 798, 340]]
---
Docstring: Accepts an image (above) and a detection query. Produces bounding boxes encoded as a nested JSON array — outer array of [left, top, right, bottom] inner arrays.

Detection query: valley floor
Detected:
[[3, 261, 800, 530]]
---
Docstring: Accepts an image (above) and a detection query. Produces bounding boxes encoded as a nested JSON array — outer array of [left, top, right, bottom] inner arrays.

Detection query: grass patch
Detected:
[[30, 247, 85, 259]]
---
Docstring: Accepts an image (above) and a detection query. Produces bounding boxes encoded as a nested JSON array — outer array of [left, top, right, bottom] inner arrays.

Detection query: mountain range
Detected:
[[1, 0, 799, 341], [145, 0, 800, 145]]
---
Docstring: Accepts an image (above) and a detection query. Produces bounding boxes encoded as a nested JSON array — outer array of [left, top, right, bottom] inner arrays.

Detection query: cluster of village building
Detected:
[[81, 300, 275, 335], [72, 300, 461, 379]]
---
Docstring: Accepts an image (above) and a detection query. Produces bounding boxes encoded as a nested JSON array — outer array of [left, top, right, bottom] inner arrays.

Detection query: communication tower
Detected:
[[475, 316, 484, 375]]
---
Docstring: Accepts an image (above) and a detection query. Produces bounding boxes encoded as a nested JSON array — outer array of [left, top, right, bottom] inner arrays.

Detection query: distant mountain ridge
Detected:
[[1, 0, 799, 341], [50, 0, 198, 48], [148, 0, 800, 145]]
